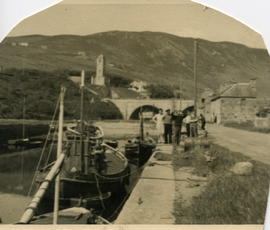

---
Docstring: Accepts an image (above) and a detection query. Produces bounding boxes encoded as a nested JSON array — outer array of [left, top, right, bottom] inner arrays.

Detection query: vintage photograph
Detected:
[[0, 0, 269, 225]]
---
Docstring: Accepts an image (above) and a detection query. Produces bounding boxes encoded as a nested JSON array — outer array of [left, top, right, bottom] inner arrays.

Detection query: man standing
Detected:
[[183, 111, 191, 137], [189, 111, 199, 137], [199, 113, 206, 130], [163, 109, 172, 144], [152, 108, 164, 143], [172, 110, 184, 145]]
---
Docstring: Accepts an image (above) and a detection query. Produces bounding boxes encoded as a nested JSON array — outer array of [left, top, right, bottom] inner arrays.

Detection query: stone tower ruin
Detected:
[[92, 54, 106, 86]]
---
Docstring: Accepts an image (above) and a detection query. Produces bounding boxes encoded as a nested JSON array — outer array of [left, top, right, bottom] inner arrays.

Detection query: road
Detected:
[[207, 124, 270, 165]]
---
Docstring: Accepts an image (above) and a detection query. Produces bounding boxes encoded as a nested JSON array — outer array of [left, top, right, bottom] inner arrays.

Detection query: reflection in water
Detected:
[[0, 148, 42, 224]]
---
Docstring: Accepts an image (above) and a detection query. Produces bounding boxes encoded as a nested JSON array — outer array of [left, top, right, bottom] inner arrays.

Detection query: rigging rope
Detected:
[[27, 95, 60, 197], [44, 128, 58, 167]]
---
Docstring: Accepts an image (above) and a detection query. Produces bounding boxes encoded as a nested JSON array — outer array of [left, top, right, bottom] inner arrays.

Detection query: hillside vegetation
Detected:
[[0, 31, 269, 119]]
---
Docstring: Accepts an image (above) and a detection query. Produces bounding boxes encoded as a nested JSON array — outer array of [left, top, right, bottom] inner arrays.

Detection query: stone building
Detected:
[[210, 79, 258, 124], [200, 79, 263, 124]]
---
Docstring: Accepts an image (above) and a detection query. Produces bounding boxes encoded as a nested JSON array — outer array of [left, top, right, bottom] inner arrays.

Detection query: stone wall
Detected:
[[220, 98, 258, 124]]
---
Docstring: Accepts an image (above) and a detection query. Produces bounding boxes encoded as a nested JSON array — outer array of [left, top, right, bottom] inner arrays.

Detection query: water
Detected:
[[0, 140, 143, 224], [0, 124, 48, 154], [0, 148, 42, 224]]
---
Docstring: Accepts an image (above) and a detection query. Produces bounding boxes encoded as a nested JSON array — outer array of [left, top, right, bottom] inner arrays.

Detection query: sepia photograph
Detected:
[[0, 0, 269, 226]]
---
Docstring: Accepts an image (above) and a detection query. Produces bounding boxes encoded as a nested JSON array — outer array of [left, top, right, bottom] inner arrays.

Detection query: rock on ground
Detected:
[[230, 162, 253, 175]]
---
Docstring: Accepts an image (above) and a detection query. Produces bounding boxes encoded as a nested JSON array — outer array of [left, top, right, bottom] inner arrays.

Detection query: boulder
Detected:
[[230, 162, 253, 175]]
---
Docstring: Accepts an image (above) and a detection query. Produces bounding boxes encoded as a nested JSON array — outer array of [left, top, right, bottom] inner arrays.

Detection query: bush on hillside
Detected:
[[146, 84, 174, 99]]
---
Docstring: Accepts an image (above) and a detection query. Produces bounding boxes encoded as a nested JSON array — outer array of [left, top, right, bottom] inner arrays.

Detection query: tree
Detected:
[[146, 84, 174, 99]]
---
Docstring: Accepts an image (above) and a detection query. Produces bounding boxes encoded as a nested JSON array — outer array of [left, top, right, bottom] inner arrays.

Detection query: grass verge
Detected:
[[173, 142, 270, 224]]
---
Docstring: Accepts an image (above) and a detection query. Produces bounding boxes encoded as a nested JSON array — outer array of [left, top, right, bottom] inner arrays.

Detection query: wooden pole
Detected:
[[179, 79, 182, 110], [53, 87, 65, 225], [139, 107, 144, 141], [80, 70, 85, 174], [194, 39, 198, 116], [22, 96, 26, 139], [20, 95, 26, 189]]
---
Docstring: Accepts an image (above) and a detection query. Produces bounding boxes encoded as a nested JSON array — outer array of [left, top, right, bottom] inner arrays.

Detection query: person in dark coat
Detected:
[[199, 113, 206, 130], [172, 110, 184, 145], [163, 109, 172, 144]]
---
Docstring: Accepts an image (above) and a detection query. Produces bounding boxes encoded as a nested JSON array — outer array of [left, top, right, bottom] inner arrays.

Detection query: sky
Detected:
[[8, 0, 266, 49]]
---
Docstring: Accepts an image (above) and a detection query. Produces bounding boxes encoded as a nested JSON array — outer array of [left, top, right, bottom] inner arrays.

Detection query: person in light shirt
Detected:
[[183, 110, 198, 137], [183, 111, 191, 137], [152, 108, 164, 143]]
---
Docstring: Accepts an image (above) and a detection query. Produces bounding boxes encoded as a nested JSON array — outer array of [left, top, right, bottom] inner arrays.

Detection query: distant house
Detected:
[[41, 45, 48, 50], [209, 79, 257, 124], [77, 51, 86, 57], [19, 42, 29, 47], [129, 81, 147, 93]]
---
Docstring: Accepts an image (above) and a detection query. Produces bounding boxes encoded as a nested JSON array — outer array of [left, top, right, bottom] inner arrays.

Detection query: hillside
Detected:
[[0, 31, 270, 99]]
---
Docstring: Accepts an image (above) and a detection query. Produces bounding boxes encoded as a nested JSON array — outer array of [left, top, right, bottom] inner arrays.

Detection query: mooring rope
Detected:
[[94, 173, 106, 210]]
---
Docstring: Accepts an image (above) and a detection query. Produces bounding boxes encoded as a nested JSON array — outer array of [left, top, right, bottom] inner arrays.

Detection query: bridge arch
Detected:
[[129, 105, 160, 120], [182, 105, 194, 115], [97, 100, 124, 119]]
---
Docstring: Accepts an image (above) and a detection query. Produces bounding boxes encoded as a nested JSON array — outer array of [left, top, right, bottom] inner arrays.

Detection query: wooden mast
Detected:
[[18, 88, 66, 224], [80, 70, 86, 174], [194, 39, 198, 116], [53, 86, 65, 225], [179, 78, 182, 110], [139, 107, 144, 141]]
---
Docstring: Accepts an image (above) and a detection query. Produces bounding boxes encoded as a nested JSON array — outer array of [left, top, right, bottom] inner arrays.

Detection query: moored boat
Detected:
[[19, 71, 130, 224]]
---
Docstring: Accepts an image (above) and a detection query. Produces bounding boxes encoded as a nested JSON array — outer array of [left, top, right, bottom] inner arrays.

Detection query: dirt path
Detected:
[[207, 124, 270, 165]]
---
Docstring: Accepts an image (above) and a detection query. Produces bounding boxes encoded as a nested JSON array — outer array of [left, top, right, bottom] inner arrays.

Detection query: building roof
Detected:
[[212, 82, 256, 101]]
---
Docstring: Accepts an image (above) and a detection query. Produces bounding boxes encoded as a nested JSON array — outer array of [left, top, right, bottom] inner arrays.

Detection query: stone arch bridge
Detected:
[[103, 98, 194, 120]]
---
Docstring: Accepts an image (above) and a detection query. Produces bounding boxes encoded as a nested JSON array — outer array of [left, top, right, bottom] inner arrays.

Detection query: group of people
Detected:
[[152, 108, 206, 145]]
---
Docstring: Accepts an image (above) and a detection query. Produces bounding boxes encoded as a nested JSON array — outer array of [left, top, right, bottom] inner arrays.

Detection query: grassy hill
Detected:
[[1, 31, 269, 99]]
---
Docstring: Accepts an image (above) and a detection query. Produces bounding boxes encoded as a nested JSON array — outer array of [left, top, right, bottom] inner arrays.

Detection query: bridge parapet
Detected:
[[103, 98, 194, 120]]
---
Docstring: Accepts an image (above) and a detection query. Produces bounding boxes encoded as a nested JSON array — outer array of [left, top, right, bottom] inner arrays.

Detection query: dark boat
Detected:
[[35, 122, 130, 214], [19, 72, 130, 224], [124, 109, 156, 167]]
